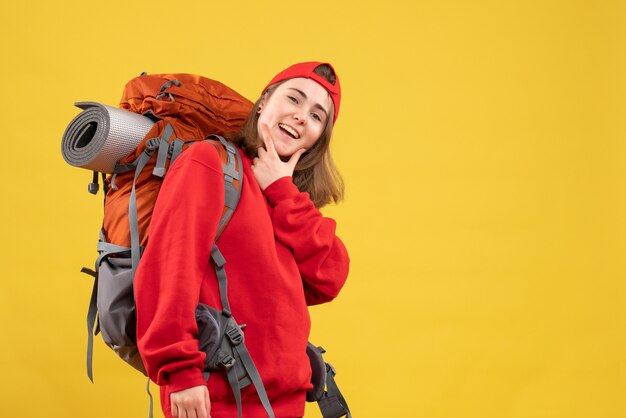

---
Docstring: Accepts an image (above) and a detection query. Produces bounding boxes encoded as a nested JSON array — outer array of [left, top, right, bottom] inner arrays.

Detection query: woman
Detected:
[[135, 62, 349, 418]]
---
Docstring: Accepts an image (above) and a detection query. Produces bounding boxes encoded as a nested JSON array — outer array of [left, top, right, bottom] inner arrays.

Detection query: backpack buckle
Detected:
[[326, 362, 336, 376], [225, 325, 244, 346], [219, 354, 235, 369], [88, 182, 99, 194], [145, 138, 160, 152]]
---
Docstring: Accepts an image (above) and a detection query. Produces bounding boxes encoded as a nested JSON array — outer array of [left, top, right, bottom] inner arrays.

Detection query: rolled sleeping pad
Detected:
[[61, 102, 155, 173]]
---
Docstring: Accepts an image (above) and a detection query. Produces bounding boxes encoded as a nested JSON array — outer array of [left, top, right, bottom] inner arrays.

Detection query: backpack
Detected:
[[64, 73, 350, 418], [68, 73, 277, 416]]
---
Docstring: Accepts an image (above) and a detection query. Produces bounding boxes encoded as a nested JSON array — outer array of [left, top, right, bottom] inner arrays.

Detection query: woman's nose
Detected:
[[293, 112, 306, 124]]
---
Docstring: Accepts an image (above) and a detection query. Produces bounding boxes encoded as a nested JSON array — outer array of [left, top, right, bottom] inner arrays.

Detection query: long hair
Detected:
[[227, 64, 344, 208]]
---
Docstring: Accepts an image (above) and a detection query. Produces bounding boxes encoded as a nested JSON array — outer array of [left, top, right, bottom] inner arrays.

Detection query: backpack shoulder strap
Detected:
[[203, 134, 242, 314], [203, 138, 275, 417], [206, 134, 243, 241]]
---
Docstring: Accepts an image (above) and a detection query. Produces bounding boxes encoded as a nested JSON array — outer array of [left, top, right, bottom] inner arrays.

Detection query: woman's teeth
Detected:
[[279, 123, 299, 139]]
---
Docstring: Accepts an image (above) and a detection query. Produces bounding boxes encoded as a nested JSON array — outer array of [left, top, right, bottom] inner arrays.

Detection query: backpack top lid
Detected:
[[118, 73, 253, 165], [102, 73, 253, 249]]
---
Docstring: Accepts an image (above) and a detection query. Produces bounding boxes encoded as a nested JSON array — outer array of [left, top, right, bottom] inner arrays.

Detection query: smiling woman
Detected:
[[134, 61, 350, 418], [229, 62, 344, 208], [258, 78, 332, 158]]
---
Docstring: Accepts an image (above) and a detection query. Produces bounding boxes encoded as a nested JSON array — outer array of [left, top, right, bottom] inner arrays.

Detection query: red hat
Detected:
[[262, 61, 341, 123]]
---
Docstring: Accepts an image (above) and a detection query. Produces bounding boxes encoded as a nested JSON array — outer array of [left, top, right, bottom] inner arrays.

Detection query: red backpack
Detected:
[[76, 73, 252, 378], [72, 73, 282, 418], [104, 73, 253, 249]]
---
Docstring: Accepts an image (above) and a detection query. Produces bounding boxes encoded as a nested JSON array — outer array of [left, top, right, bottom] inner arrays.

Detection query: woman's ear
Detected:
[[257, 92, 269, 114]]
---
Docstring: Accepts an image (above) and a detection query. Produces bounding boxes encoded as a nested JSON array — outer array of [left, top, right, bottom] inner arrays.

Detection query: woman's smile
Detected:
[[278, 123, 300, 139]]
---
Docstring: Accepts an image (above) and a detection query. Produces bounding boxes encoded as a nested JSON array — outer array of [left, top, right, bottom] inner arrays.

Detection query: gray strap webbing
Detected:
[[206, 137, 273, 416], [214, 136, 242, 239], [210, 245, 231, 314], [153, 124, 174, 177], [113, 162, 138, 174], [112, 159, 142, 192], [159, 79, 181, 91], [319, 364, 351, 418], [96, 241, 131, 266], [233, 343, 275, 418], [226, 367, 243, 418], [224, 181, 239, 210], [82, 267, 98, 383], [86, 236, 133, 382], [219, 175, 240, 236], [129, 145, 158, 277], [217, 135, 239, 181], [97, 241, 130, 253], [110, 173, 119, 191], [170, 138, 185, 166], [85, 229, 112, 382], [146, 377, 154, 418]]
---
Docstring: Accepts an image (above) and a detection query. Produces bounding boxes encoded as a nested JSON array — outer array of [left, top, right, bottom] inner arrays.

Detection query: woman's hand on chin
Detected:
[[252, 123, 306, 190]]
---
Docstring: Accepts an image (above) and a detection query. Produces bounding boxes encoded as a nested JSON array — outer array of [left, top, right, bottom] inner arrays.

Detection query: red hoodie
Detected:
[[135, 141, 349, 418]]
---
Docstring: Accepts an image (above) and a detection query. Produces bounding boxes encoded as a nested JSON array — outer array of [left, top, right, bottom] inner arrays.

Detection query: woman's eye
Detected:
[[311, 113, 322, 122], [288, 96, 298, 103]]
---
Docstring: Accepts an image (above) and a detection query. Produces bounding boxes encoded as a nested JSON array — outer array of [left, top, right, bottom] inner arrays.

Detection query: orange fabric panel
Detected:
[[102, 74, 252, 248]]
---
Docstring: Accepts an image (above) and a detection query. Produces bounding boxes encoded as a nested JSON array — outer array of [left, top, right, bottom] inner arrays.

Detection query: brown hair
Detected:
[[227, 64, 344, 208]]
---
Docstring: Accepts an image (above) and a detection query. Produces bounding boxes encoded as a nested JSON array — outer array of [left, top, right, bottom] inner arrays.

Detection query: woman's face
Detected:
[[257, 77, 333, 158]]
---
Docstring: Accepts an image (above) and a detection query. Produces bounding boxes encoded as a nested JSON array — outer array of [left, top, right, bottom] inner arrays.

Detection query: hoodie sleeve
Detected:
[[262, 176, 350, 305], [134, 142, 224, 392]]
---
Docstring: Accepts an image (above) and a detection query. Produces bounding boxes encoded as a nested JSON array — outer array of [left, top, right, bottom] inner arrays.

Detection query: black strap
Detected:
[[204, 140, 275, 417], [318, 363, 351, 418], [146, 377, 154, 418], [210, 246, 231, 314], [81, 267, 98, 383], [88, 171, 99, 195], [226, 367, 243, 418], [233, 343, 275, 418]]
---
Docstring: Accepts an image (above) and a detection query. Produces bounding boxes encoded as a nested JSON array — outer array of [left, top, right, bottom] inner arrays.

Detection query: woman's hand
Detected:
[[252, 123, 306, 190], [170, 385, 211, 418]]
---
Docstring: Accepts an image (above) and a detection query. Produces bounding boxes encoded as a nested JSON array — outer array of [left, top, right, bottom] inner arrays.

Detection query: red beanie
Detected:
[[262, 61, 341, 123]]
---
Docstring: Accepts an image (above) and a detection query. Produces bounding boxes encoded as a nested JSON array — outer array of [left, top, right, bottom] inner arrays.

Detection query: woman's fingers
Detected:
[[172, 402, 203, 418], [205, 388, 212, 418], [259, 123, 272, 149], [259, 123, 278, 157], [170, 386, 210, 418], [288, 148, 306, 170], [252, 125, 307, 190]]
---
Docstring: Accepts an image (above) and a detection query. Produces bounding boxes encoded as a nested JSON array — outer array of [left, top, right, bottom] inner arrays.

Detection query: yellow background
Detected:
[[1, 0, 624, 417]]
